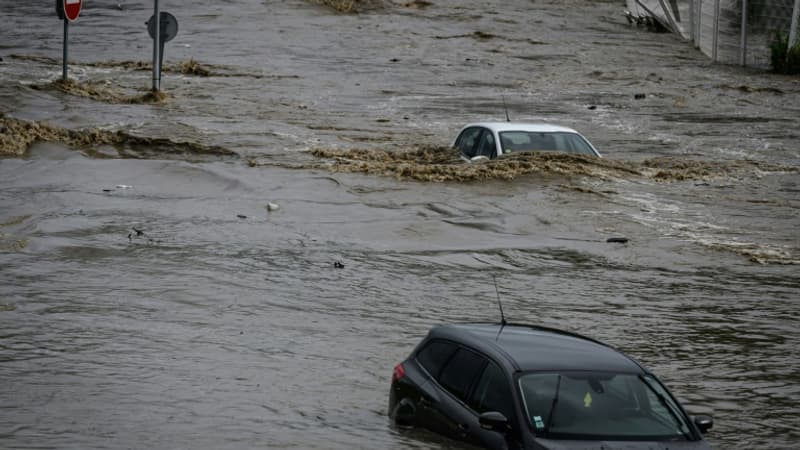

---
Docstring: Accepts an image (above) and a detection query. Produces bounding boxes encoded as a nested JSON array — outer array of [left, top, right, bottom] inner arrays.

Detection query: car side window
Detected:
[[455, 127, 483, 158], [438, 348, 487, 402], [475, 130, 496, 158], [416, 340, 458, 378], [469, 361, 514, 421]]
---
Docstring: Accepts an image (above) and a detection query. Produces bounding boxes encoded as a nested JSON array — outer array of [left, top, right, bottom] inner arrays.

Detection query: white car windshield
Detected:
[[499, 131, 597, 156], [519, 371, 692, 441]]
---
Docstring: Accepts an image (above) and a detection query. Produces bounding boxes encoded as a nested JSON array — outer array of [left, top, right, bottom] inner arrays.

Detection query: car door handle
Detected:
[[419, 397, 433, 407], [458, 423, 469, 431]]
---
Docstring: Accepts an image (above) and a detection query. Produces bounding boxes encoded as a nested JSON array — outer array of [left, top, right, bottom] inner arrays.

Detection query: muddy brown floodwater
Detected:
[[1, 1, 799, 449]]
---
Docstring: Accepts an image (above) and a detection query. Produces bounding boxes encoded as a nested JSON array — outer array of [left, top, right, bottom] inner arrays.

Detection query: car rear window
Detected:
[[438, 348, 487, 401], [416, 340, 457, 378]]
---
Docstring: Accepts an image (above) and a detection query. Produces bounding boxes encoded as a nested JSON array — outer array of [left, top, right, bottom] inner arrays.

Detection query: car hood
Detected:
[[533, 438, 711, 450]]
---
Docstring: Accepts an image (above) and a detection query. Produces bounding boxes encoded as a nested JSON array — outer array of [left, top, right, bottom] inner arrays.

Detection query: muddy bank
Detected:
[[258, 146, 796, 183], [0, 114, 237, 160]]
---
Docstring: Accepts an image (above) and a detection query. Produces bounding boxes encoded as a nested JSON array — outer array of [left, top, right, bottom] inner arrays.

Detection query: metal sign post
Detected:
[[62, 16, 69, 81], [152, 0, 160, 92], [55, 0, 83, 82], [147, 9, 179, 92], [789, 0, 800, 62]]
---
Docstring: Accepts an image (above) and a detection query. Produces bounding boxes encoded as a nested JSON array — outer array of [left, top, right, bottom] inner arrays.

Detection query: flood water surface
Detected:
[[1, 1, 799, 449]]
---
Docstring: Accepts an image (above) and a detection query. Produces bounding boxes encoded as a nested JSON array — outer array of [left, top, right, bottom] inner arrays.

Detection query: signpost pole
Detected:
[[152, 0, 161, 92], [62, 17, 69, 81], [789, 0, 800, 62], [740, 0, 748, 66]]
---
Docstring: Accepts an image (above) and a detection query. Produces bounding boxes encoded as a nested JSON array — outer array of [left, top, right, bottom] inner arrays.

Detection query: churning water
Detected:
[[1, 1, 799, 449]]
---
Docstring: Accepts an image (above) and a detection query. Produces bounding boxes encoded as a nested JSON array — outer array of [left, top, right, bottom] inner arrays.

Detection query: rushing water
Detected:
[[1, 1, 799, 449]]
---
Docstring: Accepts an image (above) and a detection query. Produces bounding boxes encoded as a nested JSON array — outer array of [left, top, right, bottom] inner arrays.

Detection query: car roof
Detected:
[[460, 122, 582, 134], [427, 323, 644, 374]]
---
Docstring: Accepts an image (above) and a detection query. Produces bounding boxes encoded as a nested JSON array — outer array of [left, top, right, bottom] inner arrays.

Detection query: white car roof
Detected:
[[460, 122, 581, 134]]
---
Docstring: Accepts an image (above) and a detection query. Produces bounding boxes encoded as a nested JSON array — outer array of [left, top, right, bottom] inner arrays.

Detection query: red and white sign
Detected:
[[63, 0, 82, 22]]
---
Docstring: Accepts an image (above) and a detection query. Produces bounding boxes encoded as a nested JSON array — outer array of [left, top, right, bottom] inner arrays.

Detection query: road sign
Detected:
[[55, 0, 82, 81], [146, 10, 179, 92], [147, 12, 179, 44], [57, 0, 83, 22]]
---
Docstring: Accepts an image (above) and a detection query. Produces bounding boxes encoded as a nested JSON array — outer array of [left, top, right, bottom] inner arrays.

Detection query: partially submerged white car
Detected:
[[453, 122, 601, 161]]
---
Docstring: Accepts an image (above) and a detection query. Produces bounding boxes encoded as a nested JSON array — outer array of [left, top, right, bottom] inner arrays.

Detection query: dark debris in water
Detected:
[[401, 0, 432, 9]]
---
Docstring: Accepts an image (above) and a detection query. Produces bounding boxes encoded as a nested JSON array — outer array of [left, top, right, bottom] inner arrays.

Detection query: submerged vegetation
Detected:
[[770, 31, 800, 75]]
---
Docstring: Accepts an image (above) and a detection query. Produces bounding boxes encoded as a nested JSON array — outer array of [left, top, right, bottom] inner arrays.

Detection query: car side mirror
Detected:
[[693, 415, 713, 433], [479, 411, 510, 433]]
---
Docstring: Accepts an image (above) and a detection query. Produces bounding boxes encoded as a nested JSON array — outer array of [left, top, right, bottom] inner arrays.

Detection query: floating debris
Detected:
[[0, 215, 31, 227], [0, 233, 29, 252], [0, 216, 31, 252], [237, 214, 247, 219], [245, 145, 800, 184], [311, 0, 385, 13], [266, 203, 280, 212], [606, 237, 630, 244], [717, 84, 784, 95], [301, 146, 640, 182], [0, 114, 237, 160], [334, 261, 345, 269], [10, 54, 280, 79], [31, 78, 169, 105], [402, 0, 431, 8], [177, 58, 211, 77]]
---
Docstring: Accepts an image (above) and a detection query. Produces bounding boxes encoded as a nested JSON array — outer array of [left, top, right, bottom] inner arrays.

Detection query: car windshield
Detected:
[[519, 371, 693, 441], [499, 131, 596, 156]]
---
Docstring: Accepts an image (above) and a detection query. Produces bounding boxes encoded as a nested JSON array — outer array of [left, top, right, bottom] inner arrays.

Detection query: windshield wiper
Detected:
[[544, 374, 562, 434], [637, 374, 692, 440]]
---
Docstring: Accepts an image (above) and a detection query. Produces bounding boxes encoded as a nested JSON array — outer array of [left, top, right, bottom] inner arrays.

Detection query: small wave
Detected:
[[0, 114, 237, 160], [10, 55, 277, 79], [640, 156, 795, 181], [309, 0, 386, 13], [0, 232, 28, 252], [30, 79, 168, 105], [700, 240, 799, 265], [255, 146, 796, 183]]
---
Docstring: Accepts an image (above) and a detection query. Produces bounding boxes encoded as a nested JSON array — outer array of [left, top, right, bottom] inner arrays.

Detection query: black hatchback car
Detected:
[[389, 323, 713, 450]]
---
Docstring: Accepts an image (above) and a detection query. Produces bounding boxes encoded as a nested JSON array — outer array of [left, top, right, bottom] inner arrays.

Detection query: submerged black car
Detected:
[[389, 323, 713, 450]]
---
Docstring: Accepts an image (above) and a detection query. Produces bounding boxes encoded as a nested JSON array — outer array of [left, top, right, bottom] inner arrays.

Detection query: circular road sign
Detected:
[[147, 12, 179, 44], [63, 0, 82, 22]]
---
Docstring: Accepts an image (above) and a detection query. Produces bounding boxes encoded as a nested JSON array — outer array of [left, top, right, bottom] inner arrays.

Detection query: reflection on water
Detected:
[[1, 0, 799, 449]]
